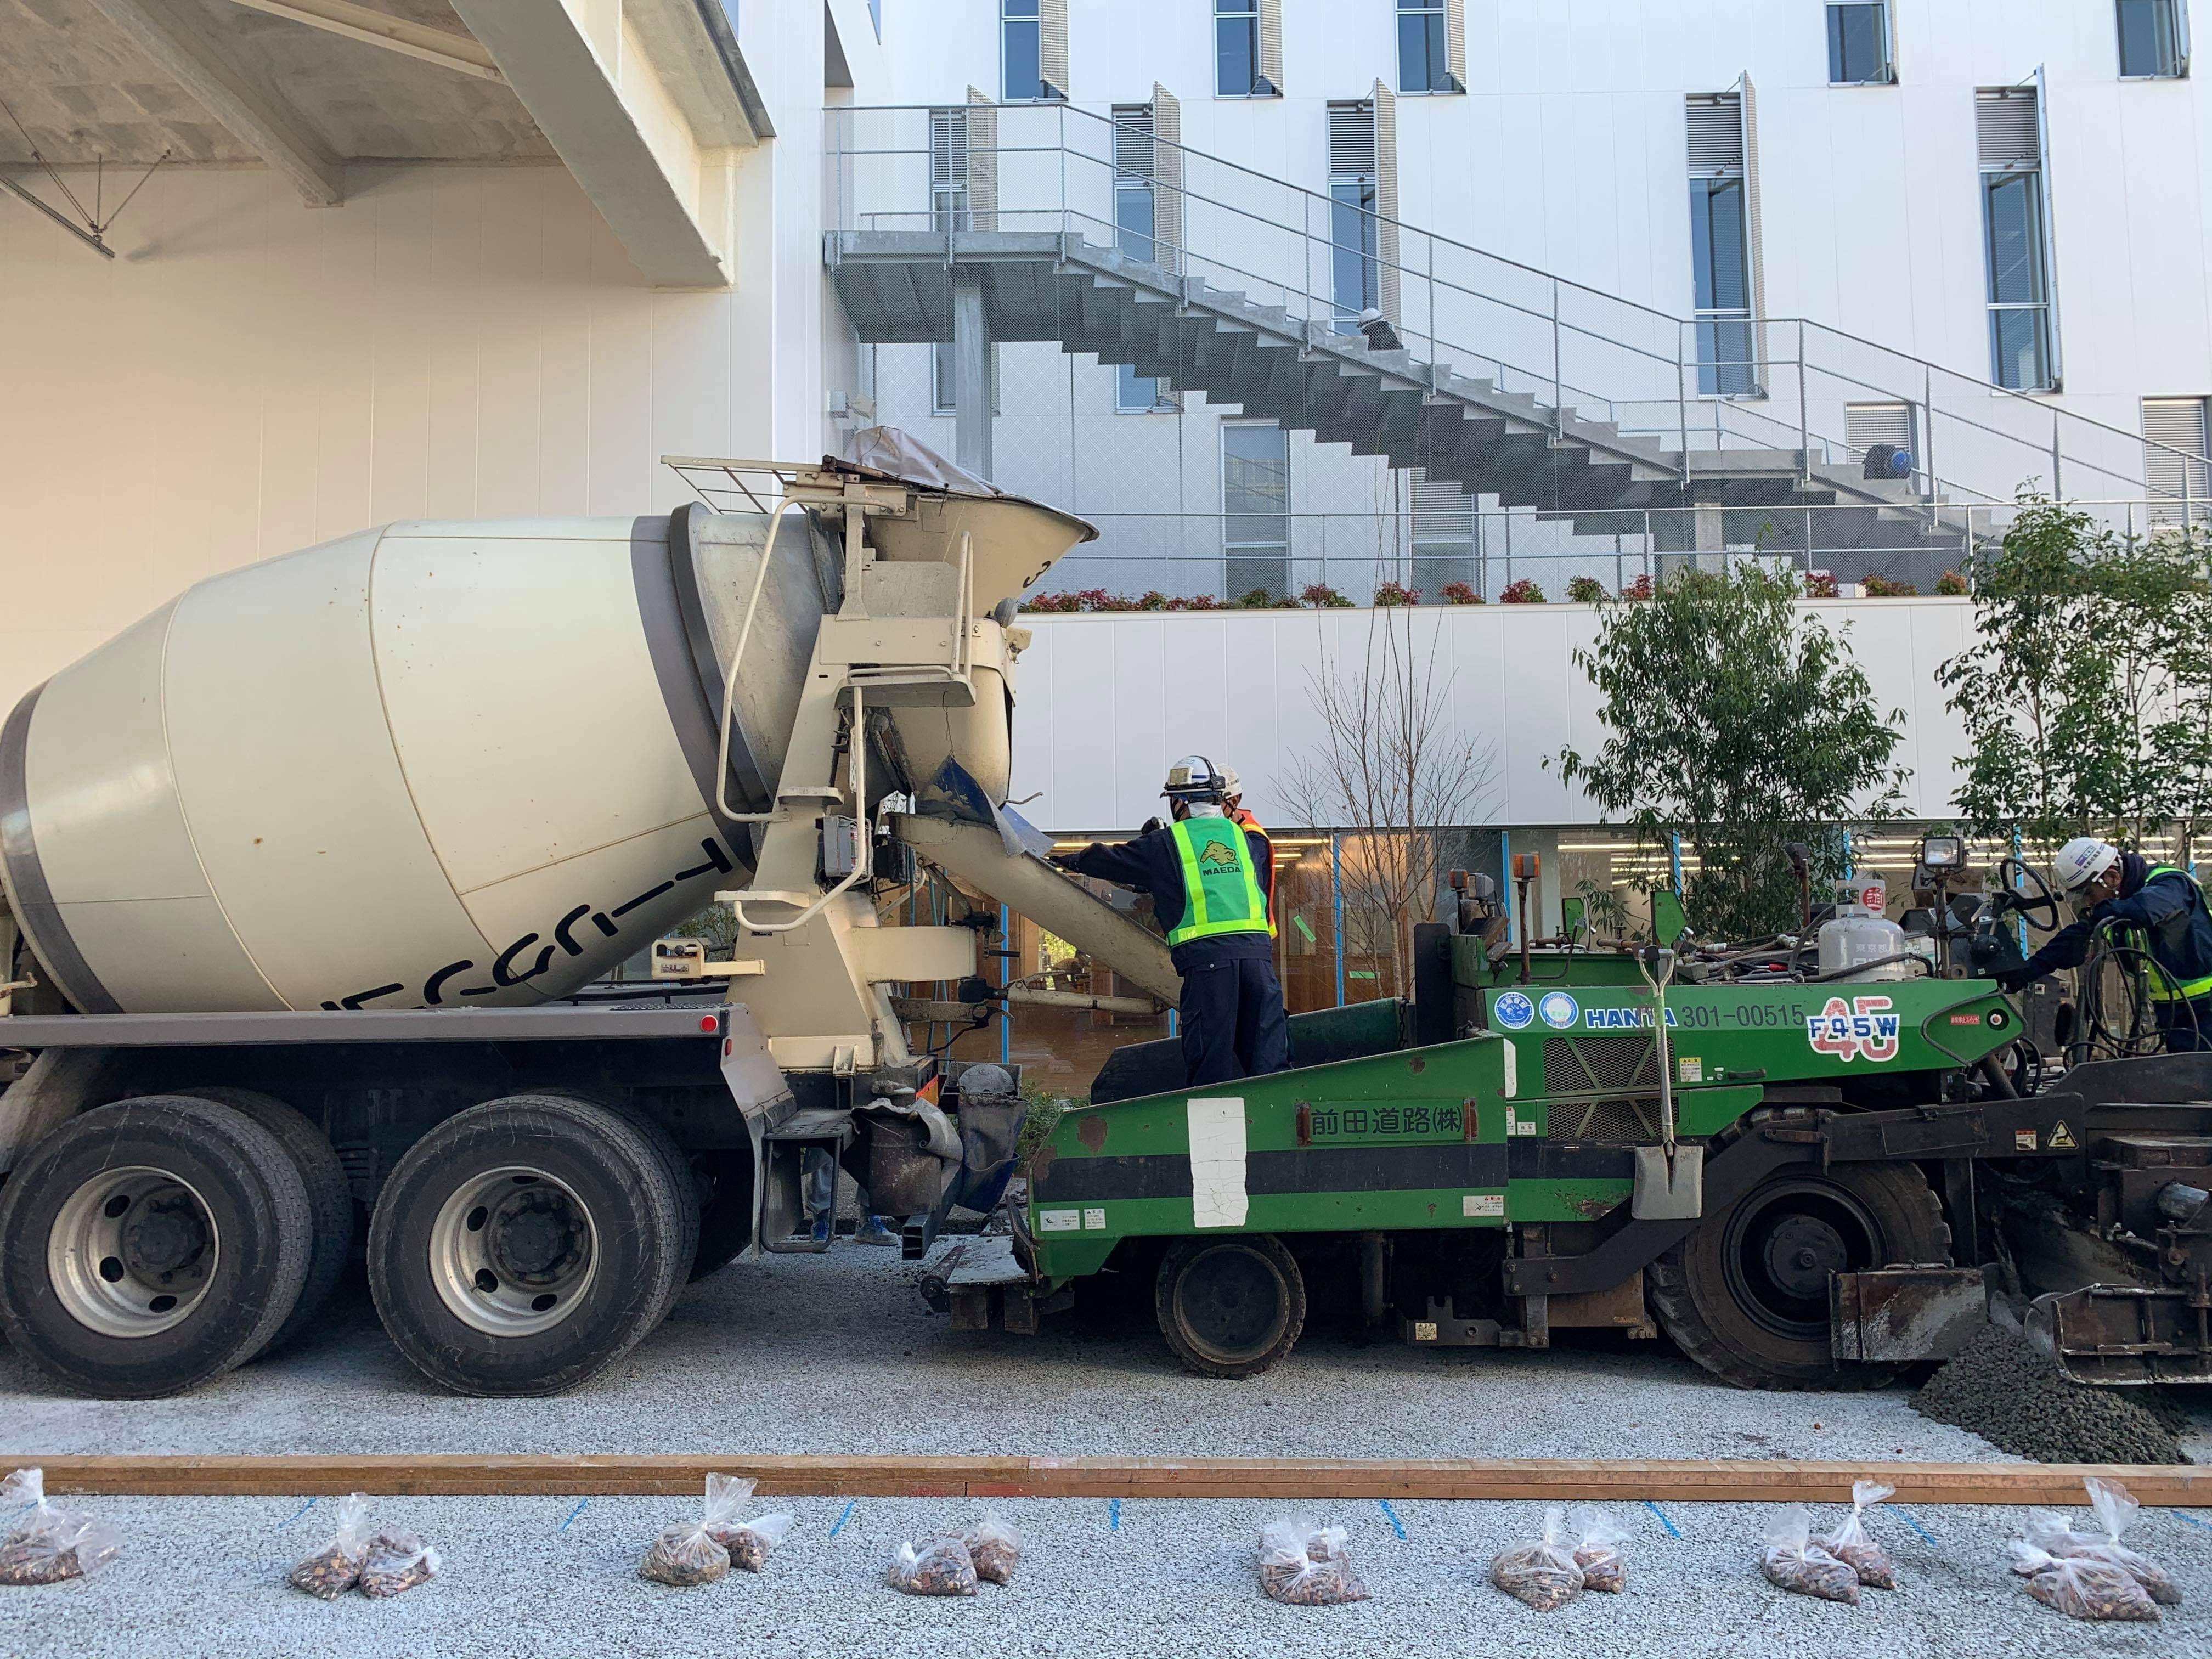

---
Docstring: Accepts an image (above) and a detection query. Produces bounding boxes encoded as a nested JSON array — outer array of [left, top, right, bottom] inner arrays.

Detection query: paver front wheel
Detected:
[[0, 1096, 312, 1398], [366, 1093, 686, 1397], [1155, 1234, 1305, 1379], [1649, 1149, 1950, 1391]]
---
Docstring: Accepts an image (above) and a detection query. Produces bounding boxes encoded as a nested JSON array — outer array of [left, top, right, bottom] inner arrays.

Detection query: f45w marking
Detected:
[[1807, 995, 1901, 1064]]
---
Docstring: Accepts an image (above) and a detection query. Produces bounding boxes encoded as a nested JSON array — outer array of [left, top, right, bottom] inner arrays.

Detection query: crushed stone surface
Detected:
[[1914, 1326, 2191, 1466], [0, 1492, 2205, 1659]]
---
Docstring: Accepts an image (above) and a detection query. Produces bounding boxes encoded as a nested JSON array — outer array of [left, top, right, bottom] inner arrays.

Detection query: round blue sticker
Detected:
[[1538, 991, 1582, 1029], [1493, 991, 1535, 1030]]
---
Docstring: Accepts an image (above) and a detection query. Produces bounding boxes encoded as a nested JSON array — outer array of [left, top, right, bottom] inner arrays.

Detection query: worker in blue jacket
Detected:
[[1051, 755, 1290, 1086], [1997, 836, 2212, 1052]]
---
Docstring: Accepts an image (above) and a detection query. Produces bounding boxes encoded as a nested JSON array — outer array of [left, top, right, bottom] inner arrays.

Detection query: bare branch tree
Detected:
[[1288, 607, 1498, 997]]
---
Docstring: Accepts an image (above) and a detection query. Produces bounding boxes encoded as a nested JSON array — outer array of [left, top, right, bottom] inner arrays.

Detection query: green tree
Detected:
[[1552, 565, 1908, 940], [1939, 496, 2211, 854]]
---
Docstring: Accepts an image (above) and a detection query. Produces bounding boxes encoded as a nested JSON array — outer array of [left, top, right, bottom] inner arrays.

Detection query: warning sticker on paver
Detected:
[[1677, 1056, 1703, 1084], [1463, 1193, 1504, 1218], [2049, 1121, 2076, 1150], [2014, 1128, 2038, 1152], [1039, 1209, 1082, 1233], [1187, 1097, 1250, 1229], [1082, 1207, 1107, 1230]]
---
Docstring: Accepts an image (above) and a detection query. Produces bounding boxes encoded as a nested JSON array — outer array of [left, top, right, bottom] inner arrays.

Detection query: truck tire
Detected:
[[0, 1096, 313, 1398], [522, 1087, 701, 1306], [366, 1093, 686, 1396], [1155, 1234, 1306, 1379], [1647, 1139, 1950, 1391], [174, 1087, 354, 1358]]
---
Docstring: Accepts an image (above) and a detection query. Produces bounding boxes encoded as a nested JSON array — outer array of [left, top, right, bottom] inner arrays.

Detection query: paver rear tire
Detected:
[[174, 1086, 353, 1358], [1155, 1234, 1305, 1379], [1649, 1127, 1950, 1391], [0, 1096, 312, 1398], [366, 1093, 685, 1396]]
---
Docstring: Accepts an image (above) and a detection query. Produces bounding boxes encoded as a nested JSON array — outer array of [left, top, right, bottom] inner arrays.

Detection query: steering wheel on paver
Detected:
[[1991, 857, 2061, 934]]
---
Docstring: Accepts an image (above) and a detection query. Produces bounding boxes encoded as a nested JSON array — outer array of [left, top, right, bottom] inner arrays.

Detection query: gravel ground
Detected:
[[6, 1246, 2212, 1655], [2, 1491, 2207, 1659], [2, 1245, 2158, 1464]]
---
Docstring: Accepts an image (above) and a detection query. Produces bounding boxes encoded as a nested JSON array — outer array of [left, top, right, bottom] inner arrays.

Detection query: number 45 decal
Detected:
[[1807, 995, 1901, 1064]]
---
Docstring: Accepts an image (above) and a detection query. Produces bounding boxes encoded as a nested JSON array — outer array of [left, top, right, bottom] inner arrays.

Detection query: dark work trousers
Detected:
[[1178, 955, 1292, 1086], [2155, 995, 2212, 1053]]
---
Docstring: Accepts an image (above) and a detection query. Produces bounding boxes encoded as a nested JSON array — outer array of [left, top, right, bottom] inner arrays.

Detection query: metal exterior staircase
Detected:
[[826, 102, 2196, 563], [829, 227, 1943, 552]]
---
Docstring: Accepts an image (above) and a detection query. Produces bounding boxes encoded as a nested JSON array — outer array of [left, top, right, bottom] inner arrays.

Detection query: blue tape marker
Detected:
[[1642, 1499, 1680, 1539], [1892, 1506, 1939, 1546], [1109, 1499, 1121, 1532], [557, 1498, 589, 1536], [1378, 1499, 1407, 1541], [2174, 1510, 2212, 1532], [830, 1499, 857, 1539], [279, 1498, 317, 1530]]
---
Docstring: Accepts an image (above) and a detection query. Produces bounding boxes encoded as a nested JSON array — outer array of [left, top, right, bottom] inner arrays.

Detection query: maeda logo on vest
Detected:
[[1198, 840, 1239, 870]]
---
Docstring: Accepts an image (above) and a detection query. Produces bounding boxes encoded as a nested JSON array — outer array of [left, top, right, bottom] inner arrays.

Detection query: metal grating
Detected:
[[1976, 88, 2041, 170], [1685, 93, 1743, 175], [1112, 105, 1155, 180], [1544, 1035, 1661, 1094], [1327, 100, 1377, 178], [1551, 1095, 1663, 1143], [1847, 401, 1915, 456]]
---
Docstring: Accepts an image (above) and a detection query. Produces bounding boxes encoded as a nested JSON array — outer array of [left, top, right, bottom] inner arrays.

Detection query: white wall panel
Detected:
[[1014, 599, 1981, 831]]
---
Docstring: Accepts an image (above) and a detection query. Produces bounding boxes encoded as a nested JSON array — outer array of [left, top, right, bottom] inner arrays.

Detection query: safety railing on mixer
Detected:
[[827, 104, 2211, 526]]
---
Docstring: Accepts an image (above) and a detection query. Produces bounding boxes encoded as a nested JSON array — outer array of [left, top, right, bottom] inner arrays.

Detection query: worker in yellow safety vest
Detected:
[[1051, 755, 1289, 1085]]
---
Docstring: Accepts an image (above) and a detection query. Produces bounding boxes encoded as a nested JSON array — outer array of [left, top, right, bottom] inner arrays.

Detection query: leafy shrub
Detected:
[[1234, 586, 1280, 608], [1861, 574, 1918, 597], [1499, 578, 1546, 603], [1934, 569, 1970, 596], [1566, 576, 1606, 603], [1372, 580, 1421, 607], [1623, 573, 1655, 601], [1299, 582, 1355, 608], [1802, 572, 1839, 599], [1440, 582, 1485, 605]]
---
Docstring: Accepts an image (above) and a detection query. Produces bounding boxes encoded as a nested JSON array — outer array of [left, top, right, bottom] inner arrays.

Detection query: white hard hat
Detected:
[[1161, 755, 1226, 802], [2052, 836, 2121, 895], [1219, 766, 1242, 797]]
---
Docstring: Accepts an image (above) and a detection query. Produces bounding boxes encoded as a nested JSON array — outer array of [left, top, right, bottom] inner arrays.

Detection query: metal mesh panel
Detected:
[[1544, 1035, 1660, 1094], [1976, 88, 2040, 170], [1685, 93, 1743, 174], [1550, 1095, 1663, 1143]]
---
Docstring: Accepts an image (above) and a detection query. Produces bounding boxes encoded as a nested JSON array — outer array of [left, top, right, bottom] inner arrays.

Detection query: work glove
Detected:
[[1991, 968, 2033, 995], [1047, 851, 1081, 872]]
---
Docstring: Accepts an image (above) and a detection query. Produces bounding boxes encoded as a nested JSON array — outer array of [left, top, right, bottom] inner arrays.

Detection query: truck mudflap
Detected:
[[1829, 1266, 1989, 1363], [2024, 1282, 2212, 1385]]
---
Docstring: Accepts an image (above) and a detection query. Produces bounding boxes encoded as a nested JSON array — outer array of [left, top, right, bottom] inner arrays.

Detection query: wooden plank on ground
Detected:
[[13, 1454, 2211, 1506]]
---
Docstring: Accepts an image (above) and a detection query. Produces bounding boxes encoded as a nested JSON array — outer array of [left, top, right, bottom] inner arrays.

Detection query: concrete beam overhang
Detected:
[[450, 0, 754, 288]]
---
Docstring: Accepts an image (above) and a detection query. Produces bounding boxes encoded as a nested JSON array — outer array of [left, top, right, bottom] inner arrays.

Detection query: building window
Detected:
[[2118, 0, 2188, 77], [1826, 4, 1893, 84], [1398, 1, 1461, 93], [2143, 397, 2211, 522], [1222, 424, 1289, 599], [933, 342, 1001, 416], [1409, 468, 1477, 594], [1328, 101, 1380, 329], [1977, 87, 2056, 391], [1113, 106, 1174, 411], [1686, 94, 1755, 397], [1845, 402, 1917, 482], [1001, 0, 1041, 100], [929, 107, 970, 230], [1216, 0, 1276, 96], [867, 0, 880, 40]]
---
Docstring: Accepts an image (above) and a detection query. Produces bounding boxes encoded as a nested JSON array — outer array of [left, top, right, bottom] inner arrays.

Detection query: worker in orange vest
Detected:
[[1221, 766, 1273, 905]]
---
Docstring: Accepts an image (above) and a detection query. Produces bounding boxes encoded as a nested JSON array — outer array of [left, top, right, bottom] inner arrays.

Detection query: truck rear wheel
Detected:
[[366, 1093, 686, 1396], [1155, 1234, 1306, 1378], [174, 1087, 353, 1357], [1648, 1154, 1950, 1391], [0, 1096, 312, 1398]]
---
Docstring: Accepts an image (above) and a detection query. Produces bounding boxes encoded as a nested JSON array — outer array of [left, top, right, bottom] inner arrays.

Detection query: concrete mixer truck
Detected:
[[0, 437, 1188, 1400]]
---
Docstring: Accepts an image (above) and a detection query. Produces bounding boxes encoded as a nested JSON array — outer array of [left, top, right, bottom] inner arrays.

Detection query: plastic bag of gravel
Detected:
[[963, 1511, 1020, 1585], [1570, 1506, 1627, 1594], [289, 1492, 375, 1599], [710, 1511, 795, 1575], [2010, 1541, 2160, 1623], [1256, 1517, 1369, 1606], [642, 1474, 751, 1586], [888, 1535, 978, 1596], [1760, 1506, 1858, 1605], [1815, 1481, 1897, 1590], [2023, 1478, 2180, 1606], [358, 1532, 439, 1599], [1489, 1507, 1585, 1611], [0, 1468, 121, 1587]]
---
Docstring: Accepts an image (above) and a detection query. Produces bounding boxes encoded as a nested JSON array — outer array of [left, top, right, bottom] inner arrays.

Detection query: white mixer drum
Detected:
[[0, 511, 825, 1014]]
